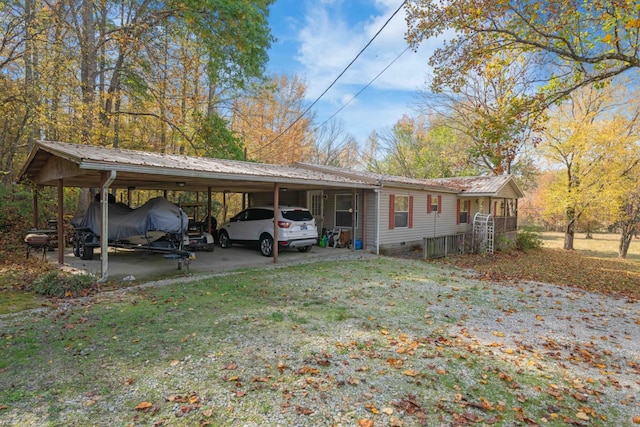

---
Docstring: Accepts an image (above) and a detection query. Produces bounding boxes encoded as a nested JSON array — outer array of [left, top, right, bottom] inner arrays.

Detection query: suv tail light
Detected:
[[277, 221, 291, 228]]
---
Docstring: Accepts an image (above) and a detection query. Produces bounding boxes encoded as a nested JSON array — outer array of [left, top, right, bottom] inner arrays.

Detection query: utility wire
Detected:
[[312, 45, 411, 134], [249, 0, 408, 156]]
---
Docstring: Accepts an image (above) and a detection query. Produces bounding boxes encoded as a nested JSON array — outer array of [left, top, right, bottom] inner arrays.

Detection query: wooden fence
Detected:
[[423, 233, 472, 259]]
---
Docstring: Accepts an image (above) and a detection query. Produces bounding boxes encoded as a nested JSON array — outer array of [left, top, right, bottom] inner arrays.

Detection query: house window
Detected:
[[427, 195, 441, 214], [394, 195, 409, 228], [458, 200, 469, 224], [335, 194, 357, 227]]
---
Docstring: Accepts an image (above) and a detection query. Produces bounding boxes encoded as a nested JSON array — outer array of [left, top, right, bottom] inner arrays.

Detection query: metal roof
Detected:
[[423, 175, 525, 198], [294, 163, 523, 197], [19, 141, 524, 197], [19, 141, 378, 192]]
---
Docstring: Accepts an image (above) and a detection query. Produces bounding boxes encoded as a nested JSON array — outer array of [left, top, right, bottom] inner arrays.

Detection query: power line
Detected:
[[312, 45, 412, 134], [249, 0, 408, 156]]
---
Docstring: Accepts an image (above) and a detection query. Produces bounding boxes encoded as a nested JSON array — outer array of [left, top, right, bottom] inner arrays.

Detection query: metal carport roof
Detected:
[[19, 141, 378, 192]]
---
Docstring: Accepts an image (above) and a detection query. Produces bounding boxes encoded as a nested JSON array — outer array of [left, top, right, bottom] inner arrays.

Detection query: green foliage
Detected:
[[193, 112, 244, 160], [516, 227, 543, 251], [496, 234, 516, 253], [182, 0, 275, 88], [31, 271, 96, 298]]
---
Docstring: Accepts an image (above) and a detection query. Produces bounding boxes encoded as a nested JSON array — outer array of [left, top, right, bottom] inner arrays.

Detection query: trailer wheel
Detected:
[[79, 238, 94, 260], [73, 237, 81, 257]]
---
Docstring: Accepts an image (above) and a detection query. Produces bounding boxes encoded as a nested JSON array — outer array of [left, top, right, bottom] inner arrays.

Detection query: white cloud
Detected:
[[295, 0, 438, 100], [269, 0, 449, 143]]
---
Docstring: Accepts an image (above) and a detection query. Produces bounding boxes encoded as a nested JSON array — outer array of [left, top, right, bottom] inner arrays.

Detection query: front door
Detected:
[[307, 190, 324, 237]]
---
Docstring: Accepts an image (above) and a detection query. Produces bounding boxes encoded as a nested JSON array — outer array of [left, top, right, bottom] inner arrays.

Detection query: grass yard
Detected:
[[1, 257, 639, 426], [541, 231, 640, 261], [443, 232, 640, 299]]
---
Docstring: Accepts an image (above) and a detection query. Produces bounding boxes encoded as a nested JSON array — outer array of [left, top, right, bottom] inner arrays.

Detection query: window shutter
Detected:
[[456, 200, 460, 224], [408, 196, 414, 228], [389, 194, 395, 229], [427, 195, 432, 214], [437, 195, 442, 213]]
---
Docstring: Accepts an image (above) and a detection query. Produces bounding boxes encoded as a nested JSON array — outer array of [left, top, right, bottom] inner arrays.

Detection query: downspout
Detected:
[[375, 186, 381, 255], [98, 170, 117, 283]]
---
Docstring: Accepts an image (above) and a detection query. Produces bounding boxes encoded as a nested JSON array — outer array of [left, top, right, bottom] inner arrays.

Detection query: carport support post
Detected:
[[32, 186, 39, 228], [57, 179, 64, 264], [207, 187, 213, 234], [99, 171, 117, 283], [273, 183, 279, 263]]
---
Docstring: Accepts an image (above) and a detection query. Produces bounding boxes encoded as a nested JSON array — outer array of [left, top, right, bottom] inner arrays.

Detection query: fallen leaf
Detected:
[[365, 403, 380, 414], [357, 419, 374, 427], [576, 411, 590, 421], [135, 401, 153, 411], [295, 406, 313, 415], [402, 369, 419, 377]]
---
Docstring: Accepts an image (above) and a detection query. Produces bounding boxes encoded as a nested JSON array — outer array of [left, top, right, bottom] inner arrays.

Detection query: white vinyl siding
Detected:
[[377, 187, 458, 248]]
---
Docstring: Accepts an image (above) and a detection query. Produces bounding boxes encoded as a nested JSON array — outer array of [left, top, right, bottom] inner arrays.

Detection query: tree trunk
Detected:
[[564, 223, 575, 250], [585, 222, 592, 239], [80, 0, 97, 142], [619, 223, 635, 259], [564, 209, 576, 250]]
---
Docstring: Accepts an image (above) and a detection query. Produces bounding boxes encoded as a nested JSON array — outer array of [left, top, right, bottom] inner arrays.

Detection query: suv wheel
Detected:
[[219, 230, 231, 248], [259, 234, 273, 257]]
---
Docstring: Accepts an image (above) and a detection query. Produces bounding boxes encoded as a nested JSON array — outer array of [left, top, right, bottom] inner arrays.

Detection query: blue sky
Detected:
[[266, 0, 443, 144]]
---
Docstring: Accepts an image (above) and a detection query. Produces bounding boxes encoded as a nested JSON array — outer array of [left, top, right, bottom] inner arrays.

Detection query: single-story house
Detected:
[[19, 141, 523, 278], [250, 163, 524, 255]]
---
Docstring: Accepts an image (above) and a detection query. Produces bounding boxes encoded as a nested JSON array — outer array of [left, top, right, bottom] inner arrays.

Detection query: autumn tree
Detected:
[[406, 0, 640, 109], [1, 0, 274, 188], [233, 74, 314, 164], [415, 56, 542, 175], [540, 83, 640, 250], [309, 118, 359, 168], [609, 154, 640, 258], [366, 114, 482, 178]]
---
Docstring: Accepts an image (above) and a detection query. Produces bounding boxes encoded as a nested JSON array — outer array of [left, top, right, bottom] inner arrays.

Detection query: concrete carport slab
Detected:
[[47, 244, 367, 282]]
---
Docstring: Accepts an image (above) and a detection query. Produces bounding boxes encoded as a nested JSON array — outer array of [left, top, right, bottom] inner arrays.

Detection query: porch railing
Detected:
[[494, 216, 517, 232]]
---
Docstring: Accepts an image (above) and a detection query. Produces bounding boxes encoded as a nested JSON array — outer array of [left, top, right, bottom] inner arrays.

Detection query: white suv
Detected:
[[218, 206, 317, 257]]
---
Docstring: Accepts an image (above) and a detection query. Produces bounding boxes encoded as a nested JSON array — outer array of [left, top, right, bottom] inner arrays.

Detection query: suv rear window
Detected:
[[281, 209, 313, 221]]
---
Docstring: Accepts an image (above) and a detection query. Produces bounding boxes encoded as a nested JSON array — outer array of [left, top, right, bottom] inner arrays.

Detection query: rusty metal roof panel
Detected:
[[24, 141, 376, 188], [294, 163, 460, 193], [423, 175, 524, 197], [294, 163, 523, 197]]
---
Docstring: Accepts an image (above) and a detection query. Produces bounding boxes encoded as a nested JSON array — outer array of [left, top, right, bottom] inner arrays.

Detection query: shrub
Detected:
[[496, 234, 516, 253], [516, 227, 543, 251], [31, 270, 96, 298]]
